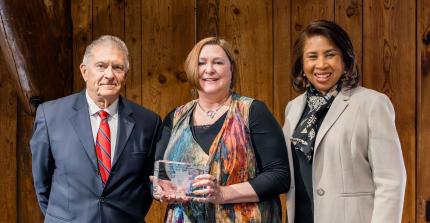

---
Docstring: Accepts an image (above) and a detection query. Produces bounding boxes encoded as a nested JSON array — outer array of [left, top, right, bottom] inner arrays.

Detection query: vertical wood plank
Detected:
[[273, 0, 292, 124], [362, 0, 416, 222], [217, 0, 273, 108], [0, 58, 17, 223], [196, 0, 219, 40], [72, 0, 93, 92], [291, 0, 334, 33], [141, 0, 195, 119], [142, 1, 195, 221], [272, 1, 292, 220], [417, 0, 430, 221], [290, 0, 335, 98], [124, 0, 142, 104], [92, 0, 125, 38], [335, 0, 363, 83]]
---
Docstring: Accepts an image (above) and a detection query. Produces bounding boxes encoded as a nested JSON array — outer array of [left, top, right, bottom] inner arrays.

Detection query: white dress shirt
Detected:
[[86, 91, 119, 163]]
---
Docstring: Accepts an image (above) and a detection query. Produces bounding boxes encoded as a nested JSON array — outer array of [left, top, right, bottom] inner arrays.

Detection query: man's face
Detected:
[[80, 43, 127, 105]]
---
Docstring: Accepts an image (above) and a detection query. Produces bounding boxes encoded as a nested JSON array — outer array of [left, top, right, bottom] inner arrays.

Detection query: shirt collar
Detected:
[[85, 90, 119, 117]]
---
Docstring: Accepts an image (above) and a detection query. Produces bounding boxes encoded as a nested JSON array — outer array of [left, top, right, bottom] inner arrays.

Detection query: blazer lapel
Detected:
[[69, 91, 98, 170], [287, 94, 307, 136], [313, 89, 350, 153], [112, 97, 135, 167]]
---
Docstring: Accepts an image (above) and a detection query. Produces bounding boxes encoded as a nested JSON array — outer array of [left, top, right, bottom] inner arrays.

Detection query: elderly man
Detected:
[[30, 35, 161, 222]]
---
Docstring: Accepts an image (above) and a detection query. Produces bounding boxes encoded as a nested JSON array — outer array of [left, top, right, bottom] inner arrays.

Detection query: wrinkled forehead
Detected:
[[90, 43, 126, 63]]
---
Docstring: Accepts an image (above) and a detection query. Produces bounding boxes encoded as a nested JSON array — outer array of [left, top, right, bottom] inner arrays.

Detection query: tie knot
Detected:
[[98, 110, 109, 120]]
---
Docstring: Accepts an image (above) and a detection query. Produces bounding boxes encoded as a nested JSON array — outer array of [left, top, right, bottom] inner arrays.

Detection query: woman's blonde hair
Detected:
[[184, 37, 237, 92]]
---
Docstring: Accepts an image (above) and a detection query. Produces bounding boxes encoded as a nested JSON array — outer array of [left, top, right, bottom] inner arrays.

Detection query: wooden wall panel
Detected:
[[291, 0, 335, 32], [92, 0, 125, 38], [273, 0, 292, 124], [196, 0, 219, 40], [363, 0, 416, 222], [72, 0, 92, 92], [418, 0, 430, 221], [218, 0, 273, 107], [0, 58, 17, 223], [124, 0, 142, 104], [141, 0, 195, 118], [0, 1, 72, 222], [335, 0, 363, 81]]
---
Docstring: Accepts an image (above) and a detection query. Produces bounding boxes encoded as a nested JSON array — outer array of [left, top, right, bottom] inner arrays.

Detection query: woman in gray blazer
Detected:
[[283, 20, 406, 223]]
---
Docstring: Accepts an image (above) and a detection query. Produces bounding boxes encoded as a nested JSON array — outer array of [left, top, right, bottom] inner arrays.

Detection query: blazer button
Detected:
[[99, 197, 105, 203], [316, 188, 325, 196]]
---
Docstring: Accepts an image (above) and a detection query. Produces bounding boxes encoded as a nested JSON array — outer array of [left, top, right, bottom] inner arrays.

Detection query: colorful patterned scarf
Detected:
[[163, 93, 281, 223]]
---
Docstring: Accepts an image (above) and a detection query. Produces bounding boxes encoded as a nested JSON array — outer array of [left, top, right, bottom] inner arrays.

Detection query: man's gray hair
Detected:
[[82, 35, 130, 71]]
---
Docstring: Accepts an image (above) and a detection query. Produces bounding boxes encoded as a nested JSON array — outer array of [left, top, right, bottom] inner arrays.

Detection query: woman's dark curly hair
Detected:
[[291, 20, 360, 92]]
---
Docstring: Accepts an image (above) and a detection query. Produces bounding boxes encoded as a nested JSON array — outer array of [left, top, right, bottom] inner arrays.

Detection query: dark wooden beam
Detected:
[[0, 0, 72, 115]]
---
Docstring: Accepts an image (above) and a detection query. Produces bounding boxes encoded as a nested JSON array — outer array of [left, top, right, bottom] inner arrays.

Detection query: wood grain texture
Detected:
[[92, 0, 125, 38], [72, 0, 92, 92], [0, 0, 72, 114], [141, 0, 195, 119], [363, 0, 416, 222], [196, 0, 220, 40], [0, 1, 71, 222], [124, 0, 142, 104], [273, 0, 292, 124], [335, 0, 363, 84], [417, 0, 430, 221], [218, 0, 273, 107], [0, 56, 17, 223]]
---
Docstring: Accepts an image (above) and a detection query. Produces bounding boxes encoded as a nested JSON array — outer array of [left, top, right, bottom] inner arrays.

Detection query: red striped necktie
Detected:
[[95, 110, 111, 186]]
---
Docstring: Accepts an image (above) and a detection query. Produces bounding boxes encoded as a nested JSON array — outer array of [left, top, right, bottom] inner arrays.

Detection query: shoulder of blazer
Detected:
[[286, 93, 306, 112], [346, 86, 390, 104], [119, 96, 161, 123], [34, 91, 84, 119]]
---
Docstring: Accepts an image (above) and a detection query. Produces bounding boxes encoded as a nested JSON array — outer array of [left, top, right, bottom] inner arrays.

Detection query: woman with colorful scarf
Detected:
[[283, 20, 406, 223], [154, 37, 290, 223]]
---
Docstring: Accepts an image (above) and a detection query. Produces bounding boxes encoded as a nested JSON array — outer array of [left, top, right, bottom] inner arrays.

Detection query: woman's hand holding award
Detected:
[[152, 160, 207, 203]]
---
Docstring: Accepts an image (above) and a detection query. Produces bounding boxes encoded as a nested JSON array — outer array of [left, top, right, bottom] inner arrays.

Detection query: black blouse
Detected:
[[155, 100, 290, 200]]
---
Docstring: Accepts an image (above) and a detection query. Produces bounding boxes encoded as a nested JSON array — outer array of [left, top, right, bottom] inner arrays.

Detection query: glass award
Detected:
[[153, 160, 207, 198]]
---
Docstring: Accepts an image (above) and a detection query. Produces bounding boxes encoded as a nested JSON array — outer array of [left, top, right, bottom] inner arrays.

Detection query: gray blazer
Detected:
[[30, 91, 161, 223], [283, 86, 406, 223]]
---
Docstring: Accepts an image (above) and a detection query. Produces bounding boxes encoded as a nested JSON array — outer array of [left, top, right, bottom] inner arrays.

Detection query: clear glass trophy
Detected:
[[153, 160, 207, 198]]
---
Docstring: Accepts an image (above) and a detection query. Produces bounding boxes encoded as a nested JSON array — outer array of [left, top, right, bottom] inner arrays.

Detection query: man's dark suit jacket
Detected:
[[30, 91, 161, 223]]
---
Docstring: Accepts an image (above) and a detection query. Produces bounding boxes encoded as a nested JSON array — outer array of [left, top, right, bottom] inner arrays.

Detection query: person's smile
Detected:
[[313, 71, 333, 83]]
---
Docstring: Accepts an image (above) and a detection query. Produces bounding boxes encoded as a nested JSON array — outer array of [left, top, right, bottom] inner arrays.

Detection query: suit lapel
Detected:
[[287, 94, 307, 136], [112, 97, 135, 167], [313, 89, 350, 153], [69, 91, 98, 170]]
